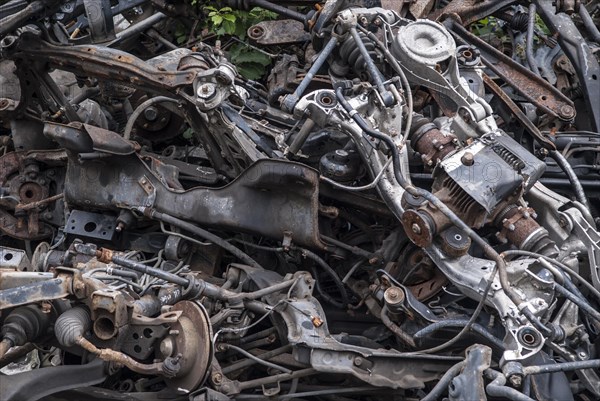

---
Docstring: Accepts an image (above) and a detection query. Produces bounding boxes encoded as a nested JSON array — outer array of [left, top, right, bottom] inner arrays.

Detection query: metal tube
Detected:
[[523, 359, 600, 375], [579, 5, 600, 44], [554, 283, 600, 322], [381, 305, 416, 347], [220, 343, 292, 374], [349, 27, 393, 106], [526, 4, 541, 77], [287, 118, 315, 156], [238, 368, 317, 391], [247, 0, 307, 23], [282, 36, 338, 112], [110, 255, 190, 287], [222, 344, 293, 375], [108, 12, 167, 47]]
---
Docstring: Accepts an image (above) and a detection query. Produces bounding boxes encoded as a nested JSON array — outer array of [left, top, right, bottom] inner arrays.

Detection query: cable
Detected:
[[342, 259, 365, 283], [123, 96, 181, 140], [554, 283, 600, 323], [144, 209, 263, 269], [160, 221, 212, 246], [406, 263, 498, 355], [219, 343, 292, 374], [320, 158, 392, 191], [548, 150, 590, 209], [295, 246, 350, 307], [228, 239, 350, 307]]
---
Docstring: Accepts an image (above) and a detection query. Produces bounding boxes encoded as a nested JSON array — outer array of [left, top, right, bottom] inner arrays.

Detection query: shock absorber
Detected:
[[336, 30, 378, 80]]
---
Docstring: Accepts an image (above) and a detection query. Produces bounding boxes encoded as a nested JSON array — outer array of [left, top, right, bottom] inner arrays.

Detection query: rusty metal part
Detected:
[[554, 0, 580, 14], [401, 209, 434, 247], [78, 336, 177, 377], [248, 19, 310, 45], [0, 343, 35, 368], [0, 150, 66, 240], [410, 119, 458, 166], [0, 150, 68, 185], [62, 151, 326, 249], [0, 209, 52, 240], [408, 269, 448, 301], [448, 20, 576, 121], [0, 275, 71, 310], [163, 301, 212, 391], [11, 34, 197, 97], [495, 205, 558, 257], [15, 193, 64, 212], [482, 73, 556, 150], [534, 0, 600, 131], [432, 0, 517, 26]]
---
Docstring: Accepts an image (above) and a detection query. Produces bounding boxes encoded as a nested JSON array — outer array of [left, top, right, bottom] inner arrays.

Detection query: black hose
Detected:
[[554, 283, 600, 323], [146, 209, 263, 269], [548, 150, 590, 209], [485, 369, 536, 401], [294, 246, 350, 307], [414, 319, 505, 350], [421, 360, 466, 401]]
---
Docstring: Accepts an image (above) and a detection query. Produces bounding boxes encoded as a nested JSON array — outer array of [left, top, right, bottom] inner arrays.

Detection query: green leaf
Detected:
[[182, 127, 194, 139], [222, 20, 237, 35], [236, 63, 266, 80], [211, 14, 223, 26]]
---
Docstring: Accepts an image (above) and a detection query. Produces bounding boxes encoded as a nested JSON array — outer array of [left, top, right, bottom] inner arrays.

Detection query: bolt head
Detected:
[[461, 152, 475, 166]]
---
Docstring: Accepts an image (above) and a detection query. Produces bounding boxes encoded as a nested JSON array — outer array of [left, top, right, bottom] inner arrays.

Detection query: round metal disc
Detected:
[[164, 300, 213, 392]]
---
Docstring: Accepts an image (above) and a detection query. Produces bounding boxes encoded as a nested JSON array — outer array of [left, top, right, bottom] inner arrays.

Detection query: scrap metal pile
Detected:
[[1, 0, 600, 400]]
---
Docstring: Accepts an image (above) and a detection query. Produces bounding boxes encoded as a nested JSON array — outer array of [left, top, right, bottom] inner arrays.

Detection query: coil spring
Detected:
[[339, 31, 378, 79], [490, 140, 525, 171]]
